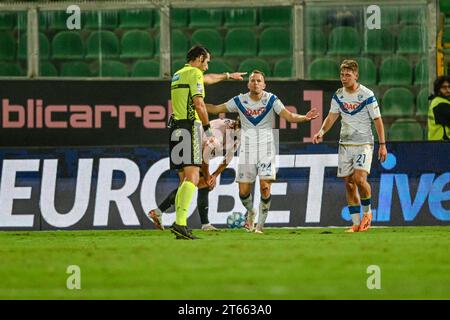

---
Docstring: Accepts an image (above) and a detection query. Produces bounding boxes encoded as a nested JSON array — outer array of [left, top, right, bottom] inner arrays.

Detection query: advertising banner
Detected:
[[0, 142, 448, 230]]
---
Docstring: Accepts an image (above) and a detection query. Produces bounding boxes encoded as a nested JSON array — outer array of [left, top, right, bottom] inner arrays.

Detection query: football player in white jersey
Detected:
[[313, 60, 387, 232], [207, 70, 319, 233]]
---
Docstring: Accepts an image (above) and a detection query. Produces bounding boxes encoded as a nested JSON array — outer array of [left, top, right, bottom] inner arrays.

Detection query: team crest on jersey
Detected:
[[357, 94, 364, 101], [262, 98, 267, 104]]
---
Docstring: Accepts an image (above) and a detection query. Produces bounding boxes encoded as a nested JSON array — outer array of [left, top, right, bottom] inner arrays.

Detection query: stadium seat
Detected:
[[160, 29, 189, 58], [191, 29, 223, 57], [95, 60, 128, 77], [259, 7, 291, 26], [355, 57, 377, 85], [388, 118, 424, 141], [362, 28, 395, 54], [172, 59, 186, 74], [328, 26, 360, 55], [60, 61, 92, 77], [40, 61, 58, 76], [205, 59, 233, 74], [86, 31, 119, 59], [416, 88, 429, 116], [328, 9, 359, 27], [382, 87, 415, 117], [18, 33, 50, 60], [305, 7, 328, 26], [379, 6, 398, 25], [131, 59, 160, 77], [414, 58, 428, 85], [305, 27, 327, 55], [0, 12, 16, 30], [224, 28, 257, 57], [46, 11, 78, 30], [189, 9, 223, 28], [51, 31, 84, 60], [0, 62, 22, 76], [84, 10, 118, 30], [119, 9, 154, 29], [259, 27, 291, 56], [224, 9, 257, 27], [399, 7, 426, 25], [441, 0, 450, 14], [120, 30, 154, 59], [0, 32, 16, 60], [308, 57, 339, 80], [378, 56, 412, 86], [238, 58, 271, 76], [397, 26, 426, 54], [273, 58, 293, 78], [170, 8, 189, 28]]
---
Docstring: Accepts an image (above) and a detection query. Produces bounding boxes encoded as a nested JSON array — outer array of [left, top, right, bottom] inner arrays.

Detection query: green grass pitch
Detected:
[[0, 226, 449, 299]]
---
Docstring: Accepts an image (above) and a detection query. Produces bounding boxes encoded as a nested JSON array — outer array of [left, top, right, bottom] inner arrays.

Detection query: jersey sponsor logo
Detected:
[[171, 73, 180, 82], [245, 107, 266, 117], [343, 102, 361, 111], [196, 83, 203, 93]]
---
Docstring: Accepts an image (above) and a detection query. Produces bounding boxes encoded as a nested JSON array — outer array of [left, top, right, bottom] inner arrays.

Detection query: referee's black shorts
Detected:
[[169, 118, 203, 170]]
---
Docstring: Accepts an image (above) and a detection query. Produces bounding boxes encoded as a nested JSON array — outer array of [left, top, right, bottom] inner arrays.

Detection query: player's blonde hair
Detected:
[[340, 60, 358, 73]]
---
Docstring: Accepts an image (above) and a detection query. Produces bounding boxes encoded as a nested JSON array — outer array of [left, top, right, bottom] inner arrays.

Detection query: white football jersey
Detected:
[[330, 84, 381, 145], [225, 91, 285, 154]]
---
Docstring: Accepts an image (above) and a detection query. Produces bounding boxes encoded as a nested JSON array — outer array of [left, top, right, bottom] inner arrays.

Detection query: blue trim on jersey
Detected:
[[234, 94, 277, 126], [333, 94, 377, 116]]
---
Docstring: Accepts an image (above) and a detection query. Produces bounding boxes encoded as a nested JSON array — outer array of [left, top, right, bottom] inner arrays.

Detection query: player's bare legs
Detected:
[[352, 169, 373, 231], [255, 179, 272, 233], [239, 182, 256, 232], [344, 175, 361, 232]]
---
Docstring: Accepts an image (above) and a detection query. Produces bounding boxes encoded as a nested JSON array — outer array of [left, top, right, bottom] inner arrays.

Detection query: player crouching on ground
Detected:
[[313, 60, 387, 232]]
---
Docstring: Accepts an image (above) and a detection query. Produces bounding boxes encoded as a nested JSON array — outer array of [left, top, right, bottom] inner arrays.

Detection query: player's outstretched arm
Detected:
[[205, 103, 228, 114], [279, 108, 319, 123], [203, 72, 247, 85], [312, 112, 340, 144], [373, 117, 387, 163]]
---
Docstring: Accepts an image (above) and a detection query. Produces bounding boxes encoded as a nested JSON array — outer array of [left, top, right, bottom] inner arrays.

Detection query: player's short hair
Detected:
[[186, 45, 211, 62], [250, 69, 265, 80], [340, 60, 359, 73], [433, 75, 450, 97]]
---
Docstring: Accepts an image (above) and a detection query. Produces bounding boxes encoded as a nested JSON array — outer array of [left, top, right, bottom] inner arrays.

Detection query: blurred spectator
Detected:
[[428, 75, 450, 140]]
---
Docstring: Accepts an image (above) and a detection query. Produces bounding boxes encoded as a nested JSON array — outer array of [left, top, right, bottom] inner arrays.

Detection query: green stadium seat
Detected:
[[382, 87, 415, 117], [40, 61, 57, 76], [60, 61, 92, 77], [259, 7, 291, 26], [379, 6, 398, 25], [328, 26, 360, 55], [172, 59, 186, 74], [355, 57, 377, 85], [0, 62, 22, 76], [397, 26, 426, 54], [161, 29, 189, 58], [224, 9, 257, 27], [205, 59, 233, 74], [0, 12, 16, 30], [305, 27, 327, 55], [120, 30, 154, 59], [416, 88, 429, 116], [95, 60, 128, 77], [52, 31, 84, 60], [119, 9, 154, 29], [362, 28, 395, 54], [414, 58, 428, 85], [273, 58, 293, 78], [441, 0, 450, 14], [86, 31, 119, 59], [224, 28, 257, 57], [305, 7, 328, 26], [308, 57, 339, 80], [379, 56, 412, 86], [388, 118, 424, 141], [18, 33, 50, 60], [170, 8, 189, 28], [191, 29, 223, 57], [239, 58, 271, 77], [84, 10, 118, 30], [131, 59, 160, 77], [0, 32, 16, 61], [259, 27, 291, 56], [189, 9, 223, 28], [45, 11, 78, 30], [443, 26, 450, 44], [399, 7, 426, 25]]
